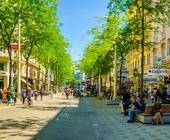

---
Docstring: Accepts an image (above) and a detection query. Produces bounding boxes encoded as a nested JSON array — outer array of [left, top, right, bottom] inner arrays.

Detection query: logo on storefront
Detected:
[[147, 69, 170, 76]]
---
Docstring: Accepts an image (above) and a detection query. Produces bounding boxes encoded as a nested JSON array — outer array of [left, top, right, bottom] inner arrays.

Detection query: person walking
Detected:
[[33, 89, 38, 101], [22, 88, 26, 105], [50, 89, 53, 99], [6, 89, 11, 105], [65, 88, 69, 99], [40, 88, 44, 101], [11, 89, 17, 106], [2, 88, 7, 103]]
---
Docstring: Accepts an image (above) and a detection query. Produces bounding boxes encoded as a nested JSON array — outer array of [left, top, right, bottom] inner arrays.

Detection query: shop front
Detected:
[[146, 68, 170, 93]]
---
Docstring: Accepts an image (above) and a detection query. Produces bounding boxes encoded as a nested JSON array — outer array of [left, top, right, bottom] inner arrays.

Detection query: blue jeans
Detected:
[[129, 109, 142, 121]]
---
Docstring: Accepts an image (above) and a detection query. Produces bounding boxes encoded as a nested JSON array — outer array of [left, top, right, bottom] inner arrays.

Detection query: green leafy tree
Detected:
[[108, 0, 170, 96], [0, 0, 24, 88]]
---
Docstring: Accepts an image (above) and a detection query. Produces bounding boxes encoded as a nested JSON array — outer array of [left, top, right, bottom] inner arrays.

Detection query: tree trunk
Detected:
[[92, 77, 94, 95], [44, 70, 48, 90], [37, 63, 40, 90], [8, 49, 13, 89], [109, 68, 112, 98], [26, 58, 29, 92], [119, 59, 124, 91], [104, 74, 107, 92], [140, 0, 145, 98], [101, 75, 103, 93]]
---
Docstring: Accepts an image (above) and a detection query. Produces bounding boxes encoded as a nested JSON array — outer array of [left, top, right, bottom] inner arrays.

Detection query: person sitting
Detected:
[[127, 96, 146, 123], [120, 88, 131, 115], [151, 98, 163, 125]]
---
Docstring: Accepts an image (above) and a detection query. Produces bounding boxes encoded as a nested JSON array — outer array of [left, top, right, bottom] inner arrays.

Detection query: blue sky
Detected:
[[58, 0, 109, 61]]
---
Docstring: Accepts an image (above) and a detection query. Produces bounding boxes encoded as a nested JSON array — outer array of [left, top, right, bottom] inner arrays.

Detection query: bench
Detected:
[[137, 104, 170, 124]]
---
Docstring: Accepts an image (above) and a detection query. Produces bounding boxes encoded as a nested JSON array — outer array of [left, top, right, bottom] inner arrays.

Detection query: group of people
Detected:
[[63, 88, 73, 99], [0, 86, 54, 106], [119, 88, 146, 123], [0, 88, 17, 105], [119, 87, 166, 125], [21, 87, 48, 105]]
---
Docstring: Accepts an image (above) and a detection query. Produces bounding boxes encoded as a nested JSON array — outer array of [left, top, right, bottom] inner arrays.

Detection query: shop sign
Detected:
[[10, 44, 18, 50], [123, 80, 133, 85], [117, 71, 129, 77], [144, 77, 157, 83], [147, 69, 170, 76]]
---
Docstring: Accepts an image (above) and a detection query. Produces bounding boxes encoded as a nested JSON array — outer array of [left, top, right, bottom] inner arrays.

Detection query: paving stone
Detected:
[[138, 137, 146, 140]]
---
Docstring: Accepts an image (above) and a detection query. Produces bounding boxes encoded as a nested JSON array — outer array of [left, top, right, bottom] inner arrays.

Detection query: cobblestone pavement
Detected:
[[1, 96, 170, 140], [0, 94, 79, 140], [87, 98, 170, 140], [34, 97, 170, 140]]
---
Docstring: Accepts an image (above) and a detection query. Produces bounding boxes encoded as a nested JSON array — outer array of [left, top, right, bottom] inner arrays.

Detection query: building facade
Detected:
[[0, 49, 52, 91], [126, 6, 170, 93]]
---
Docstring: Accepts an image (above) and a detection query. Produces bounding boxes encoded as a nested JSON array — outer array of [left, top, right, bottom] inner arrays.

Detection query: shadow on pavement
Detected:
[[0, 117, 46, 138], [32, 106, 80, 140], [17, 106, 61, 111]]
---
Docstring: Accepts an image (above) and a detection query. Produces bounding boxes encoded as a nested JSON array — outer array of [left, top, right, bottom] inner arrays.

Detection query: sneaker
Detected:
[[127, 120, 134, 123]]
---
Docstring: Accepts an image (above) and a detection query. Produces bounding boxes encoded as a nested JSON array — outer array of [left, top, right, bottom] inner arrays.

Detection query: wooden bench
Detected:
[[137, 104, 170, 124]]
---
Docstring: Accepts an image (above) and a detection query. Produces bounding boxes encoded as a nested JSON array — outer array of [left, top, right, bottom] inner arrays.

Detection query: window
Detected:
[[147, 53, 150, 65], [0, 62, 5, 71], [144, 56, 146, 66], [168, 6, 170, 26], [135, 61, 137, 68], [131, 63, 133, 70], [154, 27, 159, 41], [168, 39, 170, 55], [153, 49, 157, 64], [161, 44, 166, 60], [162, 25, 165, 37], [138, 59, 140, 68]]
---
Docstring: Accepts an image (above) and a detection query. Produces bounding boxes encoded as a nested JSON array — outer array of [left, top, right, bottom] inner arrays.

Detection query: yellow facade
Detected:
[[126, 48, 152, 91], [0, 50, 46, 90]]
